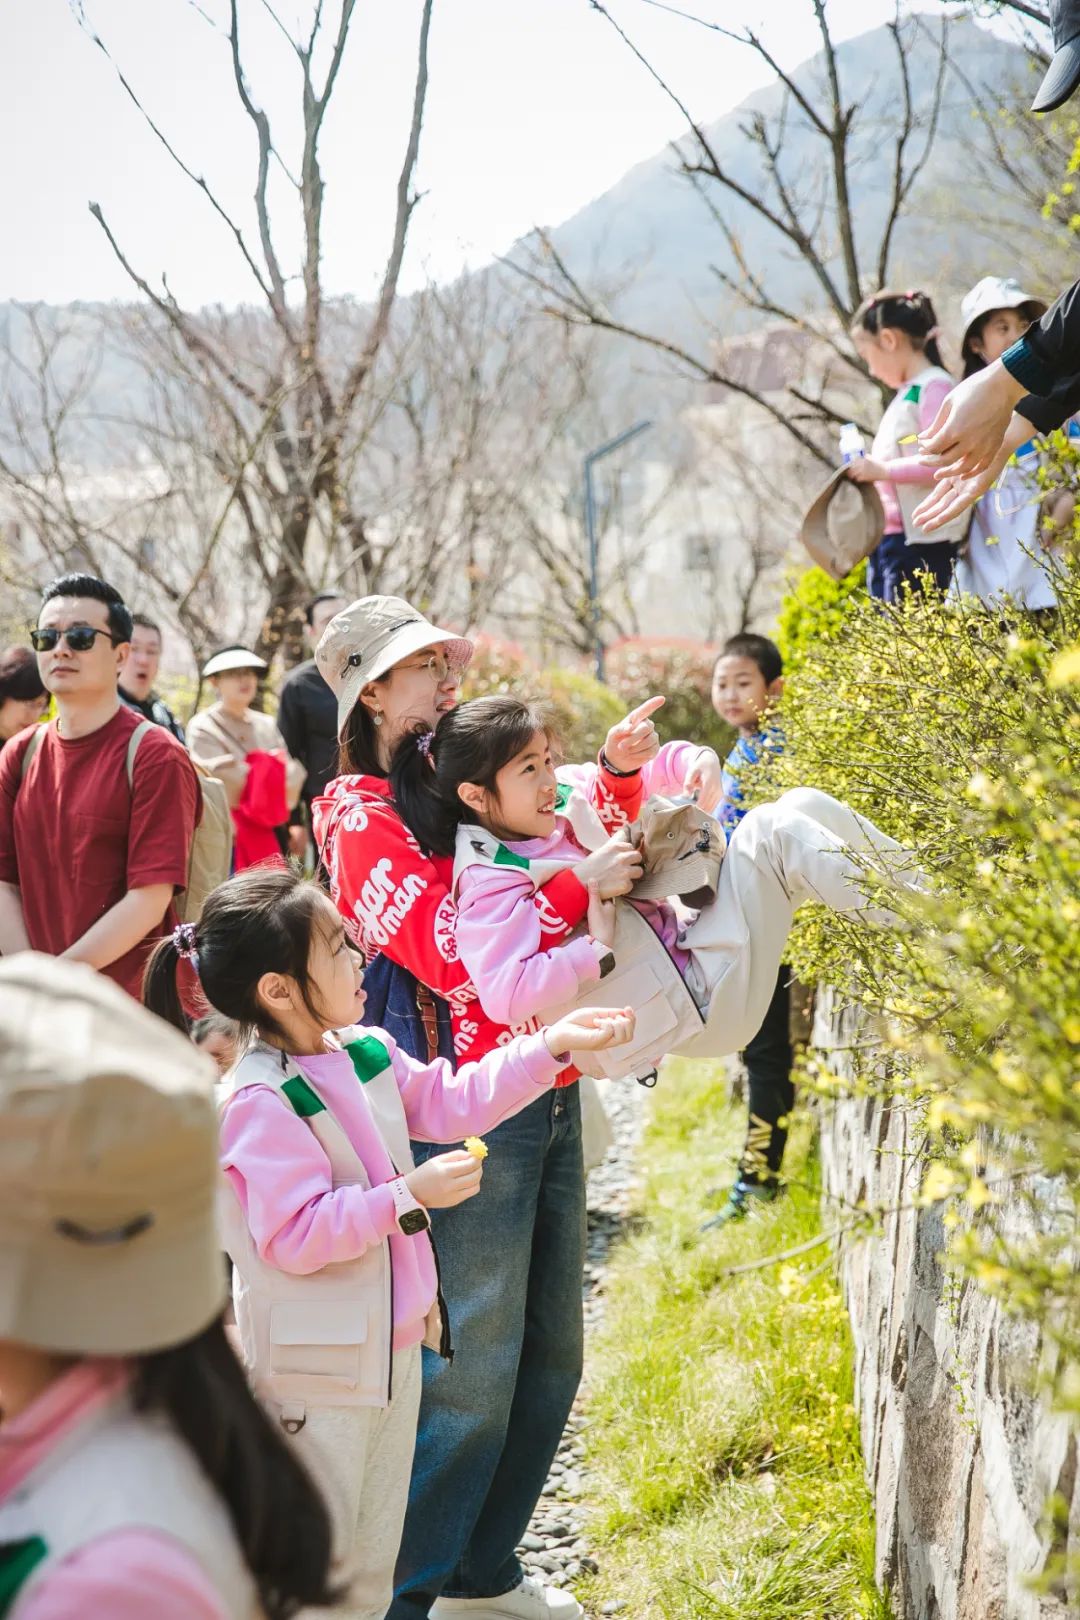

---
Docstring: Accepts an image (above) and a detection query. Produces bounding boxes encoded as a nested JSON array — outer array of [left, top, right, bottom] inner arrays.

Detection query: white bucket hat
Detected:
[[202, 647, 268, 678], [0, 954, 225, 1356], [316, 595, 474, 734], [960, 278, 1047, 364]]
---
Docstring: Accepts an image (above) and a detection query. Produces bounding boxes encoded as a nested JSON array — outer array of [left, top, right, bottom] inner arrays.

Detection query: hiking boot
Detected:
[[430, 1575, 585, 1619], [699, 1179, 780, 1234]]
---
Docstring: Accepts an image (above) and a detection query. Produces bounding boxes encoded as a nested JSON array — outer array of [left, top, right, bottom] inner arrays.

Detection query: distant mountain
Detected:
[[0, 18, 1050, 458], [527, 16, 1043, 356]]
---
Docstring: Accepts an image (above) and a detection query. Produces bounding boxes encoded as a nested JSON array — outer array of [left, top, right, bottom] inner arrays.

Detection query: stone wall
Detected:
[[811, 988, 1079, 1620]]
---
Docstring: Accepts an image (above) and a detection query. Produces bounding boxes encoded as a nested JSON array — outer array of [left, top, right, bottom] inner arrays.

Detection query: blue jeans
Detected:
[[390, 1083, 586, 1611], [868, 529, 957, 603]]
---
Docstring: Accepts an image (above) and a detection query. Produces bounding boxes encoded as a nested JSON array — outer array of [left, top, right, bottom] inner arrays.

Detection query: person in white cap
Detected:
[[0, 952, 340, 1620], [948, 277, 1072, 612], [187, 645, 305, 868]]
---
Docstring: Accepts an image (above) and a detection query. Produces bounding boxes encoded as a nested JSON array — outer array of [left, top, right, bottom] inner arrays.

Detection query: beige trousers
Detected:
[[288, 1345, 423, 1620], [678, 787, 922, 1062]]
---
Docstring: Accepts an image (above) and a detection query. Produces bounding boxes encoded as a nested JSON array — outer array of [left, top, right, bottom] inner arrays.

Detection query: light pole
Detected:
[[583, 419, 652, 683]]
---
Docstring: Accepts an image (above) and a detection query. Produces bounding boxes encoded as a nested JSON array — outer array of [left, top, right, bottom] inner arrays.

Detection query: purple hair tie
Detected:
[[172, 922, 200, 974], [417, 731, 434, 759]]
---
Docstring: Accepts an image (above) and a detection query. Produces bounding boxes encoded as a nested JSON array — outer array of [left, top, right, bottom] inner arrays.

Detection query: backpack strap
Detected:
[[125, 719, 154, 788], [18, 727, 44, 784]]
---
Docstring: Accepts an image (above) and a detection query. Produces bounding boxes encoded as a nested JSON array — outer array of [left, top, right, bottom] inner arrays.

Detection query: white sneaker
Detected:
[[429, 1574, 585, 1619]]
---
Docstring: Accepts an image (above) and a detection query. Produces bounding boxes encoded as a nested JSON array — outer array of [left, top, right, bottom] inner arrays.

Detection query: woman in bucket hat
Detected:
[[310, 596, 691, 1620], [0, 953, 339, 1619], [950, 277, 1072, 612]]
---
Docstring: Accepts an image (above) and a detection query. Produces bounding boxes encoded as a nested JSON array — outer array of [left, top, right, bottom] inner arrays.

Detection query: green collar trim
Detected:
[[281, 1074, 325, 1117], [493, 844, 530, 869], [555, 783, 572, 812], [344, 1034, 393, 1084], [0, 1536, 48, 1617], [902, 383, 922, 404]]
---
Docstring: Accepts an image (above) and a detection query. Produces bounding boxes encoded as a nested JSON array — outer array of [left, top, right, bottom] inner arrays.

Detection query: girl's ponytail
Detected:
[[389, 724, 464, 858], [142, 929, 192, 1034], [853, 288, 946, 371]]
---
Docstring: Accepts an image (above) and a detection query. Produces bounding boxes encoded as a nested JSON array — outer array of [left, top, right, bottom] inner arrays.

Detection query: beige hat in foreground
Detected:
[[316, 595, 474, 734], [0, 955, 226, 1356], [800, 470, 885, 582], [628, 794, 726, 907]]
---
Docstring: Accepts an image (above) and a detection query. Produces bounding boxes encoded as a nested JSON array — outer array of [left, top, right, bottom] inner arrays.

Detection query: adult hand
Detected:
[[913, 447, 1009, 534], [683, 748, 723, 813], [586, 880, 616, 949], [406, 1150, 483, 1210], [545, 1006, 636, 1056], [917, 361, 1026, 479], [603, 695, 665, 773], [845, 456, 888, 484], [575, 834, 643, 898]]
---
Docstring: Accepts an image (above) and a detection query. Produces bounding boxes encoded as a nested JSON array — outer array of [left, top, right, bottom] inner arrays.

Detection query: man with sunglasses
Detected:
[[0, 573, 199, 998]]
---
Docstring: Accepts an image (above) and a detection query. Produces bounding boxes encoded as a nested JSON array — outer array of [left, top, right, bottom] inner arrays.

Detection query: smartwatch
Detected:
[[597, 948, 617, 980], [389, 1176, 431, 1236]]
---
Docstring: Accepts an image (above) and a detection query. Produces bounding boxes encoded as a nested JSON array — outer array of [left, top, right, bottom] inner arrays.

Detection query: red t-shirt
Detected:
[[0, 707, 200, 999]]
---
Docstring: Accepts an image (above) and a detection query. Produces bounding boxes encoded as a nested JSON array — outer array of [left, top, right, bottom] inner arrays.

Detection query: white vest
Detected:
[[220, 1036, 448, 1423], [872, 365, 970, 546], [0, 1392, 259, 1618], [453, 790, 704, 1082]]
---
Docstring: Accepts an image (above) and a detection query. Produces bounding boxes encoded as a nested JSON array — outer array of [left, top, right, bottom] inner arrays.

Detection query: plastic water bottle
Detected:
[[839, 423, 866, 464]]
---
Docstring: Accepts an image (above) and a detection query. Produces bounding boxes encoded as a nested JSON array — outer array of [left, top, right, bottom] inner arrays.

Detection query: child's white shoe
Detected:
[[429, 1574, 584, 1619]]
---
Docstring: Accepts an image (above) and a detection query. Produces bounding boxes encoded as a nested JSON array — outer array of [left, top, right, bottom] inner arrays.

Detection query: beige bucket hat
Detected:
[[799, 470, 885, 582], [316, 595, 474, 734], [0, 954, 226, 1356], [628, 794, 726, 907]]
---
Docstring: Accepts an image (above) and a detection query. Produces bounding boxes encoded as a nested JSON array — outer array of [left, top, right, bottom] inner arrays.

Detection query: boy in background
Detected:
[[703, 632, 792, 1229]]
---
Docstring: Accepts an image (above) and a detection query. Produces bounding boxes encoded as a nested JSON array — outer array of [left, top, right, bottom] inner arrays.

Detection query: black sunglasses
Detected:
[[31, 626, 117, 653]]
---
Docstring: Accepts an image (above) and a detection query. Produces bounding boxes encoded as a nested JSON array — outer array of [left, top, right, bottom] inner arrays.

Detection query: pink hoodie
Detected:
[[220, 1027, 567, 1352], [456, 743, 701, 1028]]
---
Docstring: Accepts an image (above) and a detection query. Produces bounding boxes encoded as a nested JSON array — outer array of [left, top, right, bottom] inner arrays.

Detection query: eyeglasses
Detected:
[[31, 626, 117, 653], [397, 652, 464, 684]]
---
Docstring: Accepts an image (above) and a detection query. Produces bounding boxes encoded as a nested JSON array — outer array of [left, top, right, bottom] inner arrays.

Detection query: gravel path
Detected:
[[515, 1081, 647, 1616]]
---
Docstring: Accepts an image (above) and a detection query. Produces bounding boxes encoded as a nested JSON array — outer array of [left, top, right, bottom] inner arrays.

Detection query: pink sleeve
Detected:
[[17, 1530, 229, 1620], [392, 1027, 566, 1143], [639, 740, 706, 799], [220, 1086, 397, 1274], [455, 864, 603, 1025], [878, 378, 954, 484]]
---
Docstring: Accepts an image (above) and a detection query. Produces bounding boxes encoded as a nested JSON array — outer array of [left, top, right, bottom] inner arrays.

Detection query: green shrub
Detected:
[[773, 561, 867, 674], [768, 553, 1080, 1411]]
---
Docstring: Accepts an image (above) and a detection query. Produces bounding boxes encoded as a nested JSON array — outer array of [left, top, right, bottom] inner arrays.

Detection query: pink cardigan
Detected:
[[220, 1027, 566, 1351]]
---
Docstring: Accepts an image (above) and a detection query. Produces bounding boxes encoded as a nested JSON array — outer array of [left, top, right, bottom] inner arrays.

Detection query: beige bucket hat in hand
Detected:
[[799, 470, 885, 582], [628, 794, 727, 907], [316, 595, 474, 735], [0, 954, 226, 1356]]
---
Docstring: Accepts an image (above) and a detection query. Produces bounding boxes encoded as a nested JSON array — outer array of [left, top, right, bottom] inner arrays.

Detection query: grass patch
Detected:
[[577, 1058, 888, 1620]]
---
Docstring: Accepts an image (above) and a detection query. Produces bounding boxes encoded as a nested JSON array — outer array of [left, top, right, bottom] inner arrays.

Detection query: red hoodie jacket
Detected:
[[312, 763, 644, 1082]]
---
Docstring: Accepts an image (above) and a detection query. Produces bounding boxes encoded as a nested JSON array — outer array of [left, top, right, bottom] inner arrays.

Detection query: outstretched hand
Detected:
[[917, 362, 1025, 479], [913, 450, 1008, 534], [603, 695, 665, 774], [545, 1006, 636, 1056], [684, 749, 722, 814]]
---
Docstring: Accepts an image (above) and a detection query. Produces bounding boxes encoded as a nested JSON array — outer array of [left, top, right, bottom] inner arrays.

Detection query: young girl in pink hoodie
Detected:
[[390, 698, 924, 1076], [143, 866, 633, 1620]]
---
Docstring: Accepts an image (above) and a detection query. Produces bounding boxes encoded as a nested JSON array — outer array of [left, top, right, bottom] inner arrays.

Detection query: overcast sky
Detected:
[[4, 0, 990, 308]]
